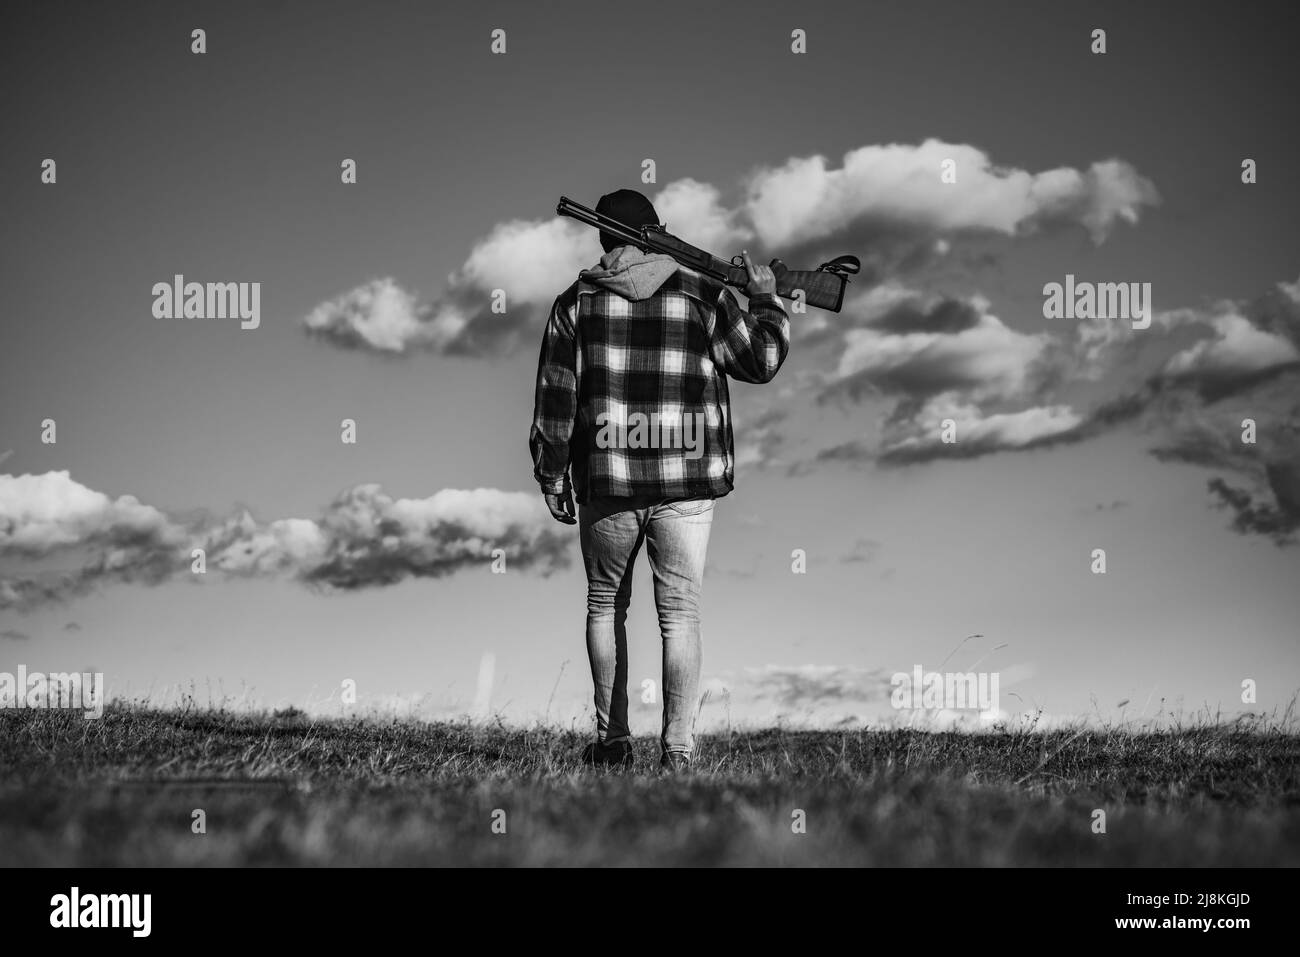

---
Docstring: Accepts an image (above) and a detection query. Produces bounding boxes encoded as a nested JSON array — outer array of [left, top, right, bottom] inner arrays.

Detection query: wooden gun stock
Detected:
[[771, 262, 850, 312], [716, 260, 848, 312]]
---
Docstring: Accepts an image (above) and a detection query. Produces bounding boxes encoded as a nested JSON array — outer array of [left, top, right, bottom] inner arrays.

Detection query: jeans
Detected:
[[578, 494, 715, 756]]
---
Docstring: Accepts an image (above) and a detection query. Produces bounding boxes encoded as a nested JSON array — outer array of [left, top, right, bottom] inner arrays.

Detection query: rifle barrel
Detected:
[[557, 197, 647, 247]]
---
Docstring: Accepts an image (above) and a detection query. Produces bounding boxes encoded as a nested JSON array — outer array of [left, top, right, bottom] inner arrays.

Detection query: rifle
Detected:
[[557, 196, 860, 313]]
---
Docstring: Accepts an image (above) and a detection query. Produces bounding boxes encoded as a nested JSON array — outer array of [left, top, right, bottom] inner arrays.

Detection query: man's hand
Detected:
[[741, 249, 777, 300], [544, 489, 576, 525]]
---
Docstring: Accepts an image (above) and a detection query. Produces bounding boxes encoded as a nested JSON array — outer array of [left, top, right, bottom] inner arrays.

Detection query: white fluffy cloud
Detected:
[[303, 220, 599, 356], [302, 278, 453, 354], [1163, 311, 1300, 380], [653, 178, 752, 252], [456, 217, 598, 307], [0, 471, 186, 556], [302, 140, 1158, 356], [0, 472, 571, 609], [831, 296, 1052, 404], [206, 514, 329, 576], [744, 140, 1159, 248], [879, 396, 1085, 464]]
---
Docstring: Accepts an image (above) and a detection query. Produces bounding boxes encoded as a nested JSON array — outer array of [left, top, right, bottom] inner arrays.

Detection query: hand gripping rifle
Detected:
[[557, 196, 860, 313]]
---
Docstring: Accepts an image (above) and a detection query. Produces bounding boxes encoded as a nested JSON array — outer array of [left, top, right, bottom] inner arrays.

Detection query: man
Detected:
[[529, 188, 789, 771]]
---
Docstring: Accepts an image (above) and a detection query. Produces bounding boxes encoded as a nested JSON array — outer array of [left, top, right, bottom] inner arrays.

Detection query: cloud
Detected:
[[654, 178, 752, 252], [0, 628, 30, 641], [809, 438, 875, 467], [456, 218, 597, 307], [303, 219, 601, 356], [1158, 305, 1300, 403], [786, 276, 1295, 493], [733, 407, 790, 472], [0, 472, 572, 610], [0, 471, 192, 609], [206, 485, 570, 590], [691, 650, 1045, 729], [1207, 462, 1300, 545], [839, 538, 881, 564], [1070, 276, 1300, 395], [807, 276, 1300, 546], [804, 280, 985, 339], [806, 305, 1166, 468], [1151, 388, 1300, 546], [743, 664, 893, 710], [868, 297, 984, 336], [302, 141, 1157, 356], [302, 278, 454, 354], [876, 396, 1085, 465], [843, 376, 1163, 469], [1124, 285, 1300, 543], [821, 293, 1054, 406], [744, 140, 1158, 251], [0, 470, 188, 557]]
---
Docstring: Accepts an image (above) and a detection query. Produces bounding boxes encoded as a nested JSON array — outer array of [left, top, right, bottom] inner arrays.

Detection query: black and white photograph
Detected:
[[0, 0, 1295, 935]]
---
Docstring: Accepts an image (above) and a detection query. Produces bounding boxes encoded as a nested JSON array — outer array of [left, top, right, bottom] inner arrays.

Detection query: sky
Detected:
[[1, 0, 1298, 731]]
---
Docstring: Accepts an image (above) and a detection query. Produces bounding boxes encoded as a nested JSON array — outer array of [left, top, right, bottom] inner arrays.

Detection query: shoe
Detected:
[[581, 739, 634, 768], [660, 751, 691, 772]]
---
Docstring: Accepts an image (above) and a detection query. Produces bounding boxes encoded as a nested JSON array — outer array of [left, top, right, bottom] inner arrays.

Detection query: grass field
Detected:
[[1, 705, 1297, 866]]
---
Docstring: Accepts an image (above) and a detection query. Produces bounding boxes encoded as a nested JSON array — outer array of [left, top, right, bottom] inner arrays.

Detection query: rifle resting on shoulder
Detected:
[[557, 196, 860, 313]]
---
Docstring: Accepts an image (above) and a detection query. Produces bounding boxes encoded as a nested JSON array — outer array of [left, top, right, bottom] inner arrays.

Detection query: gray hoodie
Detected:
[[578, 246, 679, 301]]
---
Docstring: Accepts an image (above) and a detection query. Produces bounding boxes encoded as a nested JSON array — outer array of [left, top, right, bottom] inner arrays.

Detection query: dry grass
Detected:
[[1, 704, 1296, 866]]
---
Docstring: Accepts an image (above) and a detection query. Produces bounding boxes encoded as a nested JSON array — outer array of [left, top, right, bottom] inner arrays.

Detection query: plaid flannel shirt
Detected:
[[530, 264, 790, 504]]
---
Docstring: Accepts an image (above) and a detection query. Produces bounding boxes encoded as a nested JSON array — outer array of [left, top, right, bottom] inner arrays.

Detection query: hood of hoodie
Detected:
[[578, 245, 679, 301]]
